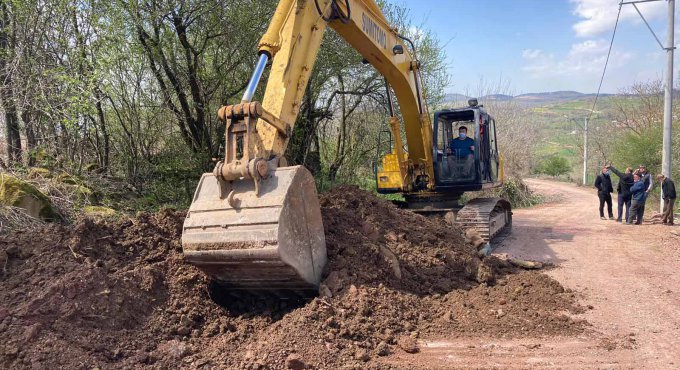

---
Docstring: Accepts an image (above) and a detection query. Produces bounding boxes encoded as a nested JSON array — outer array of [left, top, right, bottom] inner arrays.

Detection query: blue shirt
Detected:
[[630, 181, 646, 202], [449, 137, 475, 158]]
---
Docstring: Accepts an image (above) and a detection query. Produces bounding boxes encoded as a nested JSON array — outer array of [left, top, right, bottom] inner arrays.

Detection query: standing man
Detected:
[[594, 166, 614, 220], [609, 166, 633, 223], [638, 165, 653, 222], [628, 173, 646, 225], [657, 174, 676, 226]]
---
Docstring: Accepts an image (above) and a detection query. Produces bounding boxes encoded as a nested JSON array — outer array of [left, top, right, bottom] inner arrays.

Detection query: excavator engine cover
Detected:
[[182, 166, 327, 295]]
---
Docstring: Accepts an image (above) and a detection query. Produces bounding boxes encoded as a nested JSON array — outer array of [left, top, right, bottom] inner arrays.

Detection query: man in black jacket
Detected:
[[657, 174, 676, 225], [594, 166, 614, 220], [609, 166, 633, 222]]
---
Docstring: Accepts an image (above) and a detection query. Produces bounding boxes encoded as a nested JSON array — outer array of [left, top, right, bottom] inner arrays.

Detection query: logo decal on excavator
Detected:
[[362, 12, 387, 49]]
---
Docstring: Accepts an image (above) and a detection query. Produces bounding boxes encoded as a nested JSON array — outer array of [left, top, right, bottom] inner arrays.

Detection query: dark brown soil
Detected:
[[0, 186, 585, 369]]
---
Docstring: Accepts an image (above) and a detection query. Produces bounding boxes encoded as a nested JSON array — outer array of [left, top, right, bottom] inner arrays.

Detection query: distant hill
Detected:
[[515, 91, 614, 104], [444, 93, 470, 102], [482, 94, 514, 101], [443, 91, 615, 106]]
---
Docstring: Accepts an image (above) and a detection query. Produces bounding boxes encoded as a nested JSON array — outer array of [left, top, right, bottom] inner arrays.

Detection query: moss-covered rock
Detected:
[[0, 174, 60, 221], [27, 167, 53, 179], [83, 206, 117, 217]]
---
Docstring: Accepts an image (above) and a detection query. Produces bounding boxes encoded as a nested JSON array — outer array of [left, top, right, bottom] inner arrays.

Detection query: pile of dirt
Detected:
[[319, 185, 482, 295], [0, 186, 585, 369]]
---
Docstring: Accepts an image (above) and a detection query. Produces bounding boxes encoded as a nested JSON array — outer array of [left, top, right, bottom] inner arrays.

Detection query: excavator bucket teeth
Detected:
[[182, 166, 327, 294]]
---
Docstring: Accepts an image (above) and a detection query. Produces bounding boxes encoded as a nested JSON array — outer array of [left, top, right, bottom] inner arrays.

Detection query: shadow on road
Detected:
[[495, 223, 571, 266]]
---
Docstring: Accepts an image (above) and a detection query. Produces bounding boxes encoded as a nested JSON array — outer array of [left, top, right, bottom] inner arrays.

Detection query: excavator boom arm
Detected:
[[255, 0, 434, 187]]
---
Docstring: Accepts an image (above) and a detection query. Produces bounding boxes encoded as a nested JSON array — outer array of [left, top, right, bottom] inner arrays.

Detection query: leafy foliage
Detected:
[[494, 177, 543, 208], [0, 0, 452, 212], [462, 176, 541, 209], [535, 155, 571, 177], [611, 125, 663, 176]]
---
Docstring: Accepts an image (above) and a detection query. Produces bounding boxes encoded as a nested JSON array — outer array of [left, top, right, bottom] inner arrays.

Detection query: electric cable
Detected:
[[588, 4, 623, 121]]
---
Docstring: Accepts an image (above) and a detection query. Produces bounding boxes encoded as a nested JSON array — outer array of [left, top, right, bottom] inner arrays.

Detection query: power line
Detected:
[[588, 4, 623, 122]]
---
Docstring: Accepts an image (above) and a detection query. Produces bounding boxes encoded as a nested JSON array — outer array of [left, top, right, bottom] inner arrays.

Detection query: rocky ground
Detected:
[[0, 185, 585, 369]]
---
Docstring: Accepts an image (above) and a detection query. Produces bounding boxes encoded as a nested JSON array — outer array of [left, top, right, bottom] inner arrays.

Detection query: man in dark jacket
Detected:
[[448, 126, 475, 175], [608, 166, 633, 222], [628, 173, 646, 225], [638, 165, 653, 221], [657, 174, 676, 225], [594, 166, 614, 220]]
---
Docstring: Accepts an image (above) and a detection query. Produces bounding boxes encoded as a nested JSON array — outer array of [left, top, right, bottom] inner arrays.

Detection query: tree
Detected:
[[0, 0, 21, 163], [536, 155, 571, 177], [0, 0, 452, 207]]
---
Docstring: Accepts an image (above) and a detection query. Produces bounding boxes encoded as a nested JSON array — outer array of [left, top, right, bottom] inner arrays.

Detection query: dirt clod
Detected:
[[376, 341, 390, 356], [398, 336, 420, 353], [285, 353, 306, 369]]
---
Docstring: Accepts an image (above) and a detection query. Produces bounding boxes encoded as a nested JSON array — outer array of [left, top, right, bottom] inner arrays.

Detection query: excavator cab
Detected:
[[376, 99, 503, 195], [433, 100, 503, 191]]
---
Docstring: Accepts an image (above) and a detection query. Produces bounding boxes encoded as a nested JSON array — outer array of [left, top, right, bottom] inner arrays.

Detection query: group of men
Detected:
[[594, 164, 676, 225]]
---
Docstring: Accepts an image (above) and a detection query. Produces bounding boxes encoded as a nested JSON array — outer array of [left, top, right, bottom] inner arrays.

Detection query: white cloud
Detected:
[[571, 0, 665, 37], [521, 39, 633, 78], [521, 49, 544, 60]]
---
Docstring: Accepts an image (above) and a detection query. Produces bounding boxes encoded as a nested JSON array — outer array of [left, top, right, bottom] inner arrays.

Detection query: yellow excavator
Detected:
[[181, 0, 512, 295]]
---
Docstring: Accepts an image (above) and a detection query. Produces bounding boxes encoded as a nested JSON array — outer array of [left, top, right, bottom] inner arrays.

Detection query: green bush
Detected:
[[494, 177, 543, 208], [536, 155, 571, 177], [462, 176, 542, 209], [611, 125, 662, 176]]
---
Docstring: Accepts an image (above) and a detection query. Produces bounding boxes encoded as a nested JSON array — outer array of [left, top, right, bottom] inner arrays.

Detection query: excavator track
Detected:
[[456, 198, 512, 243]]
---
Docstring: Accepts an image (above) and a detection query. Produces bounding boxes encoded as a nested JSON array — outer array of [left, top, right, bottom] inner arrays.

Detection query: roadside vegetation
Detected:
[[0, 1, 545, 228], [530, 80, 680, 210], [0, 0, 451, 225]]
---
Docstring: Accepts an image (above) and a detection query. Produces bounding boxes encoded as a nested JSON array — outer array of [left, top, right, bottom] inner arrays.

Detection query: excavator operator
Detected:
[[447, 126, 475, 175]]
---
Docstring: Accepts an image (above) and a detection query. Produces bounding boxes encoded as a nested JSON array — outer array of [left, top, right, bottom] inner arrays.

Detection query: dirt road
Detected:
[[387, 179, 680, 369]]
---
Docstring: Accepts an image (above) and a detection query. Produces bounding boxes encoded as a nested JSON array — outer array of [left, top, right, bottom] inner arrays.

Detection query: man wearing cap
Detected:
[[657, 174, 676, 226]]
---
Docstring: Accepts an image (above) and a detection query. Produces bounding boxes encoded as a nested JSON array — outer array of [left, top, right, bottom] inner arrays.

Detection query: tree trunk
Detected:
[[94, 88, 110, 171], [22, 109, 36, 166], [0, 0, 21, 163], [3, 103, 22, 163]]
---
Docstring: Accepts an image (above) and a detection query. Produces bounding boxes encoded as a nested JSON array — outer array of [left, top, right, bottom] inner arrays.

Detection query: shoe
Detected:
[[609, 217, 616, 221], [600, 217, 606, 220], [625, 222, 633, 225], [616, 219, 622, 223]]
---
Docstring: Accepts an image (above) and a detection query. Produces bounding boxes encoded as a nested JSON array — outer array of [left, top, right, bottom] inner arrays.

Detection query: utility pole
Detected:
[[621, 0, 675, 210], [661, 0, 674, 210], [583, 117, 588, 186]]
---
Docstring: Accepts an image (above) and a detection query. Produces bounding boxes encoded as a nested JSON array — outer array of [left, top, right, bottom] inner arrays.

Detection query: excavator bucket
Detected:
[[182, 165, 327, 295]]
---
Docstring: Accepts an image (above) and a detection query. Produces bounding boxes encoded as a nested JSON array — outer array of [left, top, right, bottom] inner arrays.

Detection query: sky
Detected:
[[398, 0, 676, 95]]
